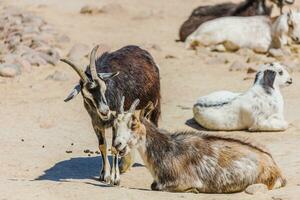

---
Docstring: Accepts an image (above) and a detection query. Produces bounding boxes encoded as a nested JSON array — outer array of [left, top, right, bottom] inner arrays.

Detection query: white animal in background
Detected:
[[185, 10, 300, 52], [193, 62, 292, 131]]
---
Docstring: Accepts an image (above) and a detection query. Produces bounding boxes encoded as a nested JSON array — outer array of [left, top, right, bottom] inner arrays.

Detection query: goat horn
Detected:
[[120, 96, 125, 114], [129, 99, 140, 113], [90, 45, 101, 81], [60, 59, 88, 82]]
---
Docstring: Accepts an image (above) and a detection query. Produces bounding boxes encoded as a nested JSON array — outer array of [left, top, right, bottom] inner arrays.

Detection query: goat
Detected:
[[112, 98, 286, 193], [185, 10, 300, 53], [193, 62, 292, 131], [61, 45, 161, 185], [178, 0, 271, 42], [179, 0, 295, 42]]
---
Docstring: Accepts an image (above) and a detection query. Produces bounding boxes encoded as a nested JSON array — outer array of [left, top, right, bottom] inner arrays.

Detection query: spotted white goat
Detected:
[[193, 62, 292, 131], [112, 98, 286, 193], [185, 10, 300, 52]]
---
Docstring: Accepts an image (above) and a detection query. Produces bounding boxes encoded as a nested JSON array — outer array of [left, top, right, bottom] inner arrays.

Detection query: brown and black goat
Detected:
[[178, 0, 295, 42], [61, 45, 161, 185]]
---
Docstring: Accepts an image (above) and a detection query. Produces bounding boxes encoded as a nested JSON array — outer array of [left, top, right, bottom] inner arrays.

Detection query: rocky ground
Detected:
[[0, 0, 300, 200]]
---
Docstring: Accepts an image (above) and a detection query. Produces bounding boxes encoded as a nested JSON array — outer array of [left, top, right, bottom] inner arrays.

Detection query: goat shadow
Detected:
[[35, 156, 143, 182]]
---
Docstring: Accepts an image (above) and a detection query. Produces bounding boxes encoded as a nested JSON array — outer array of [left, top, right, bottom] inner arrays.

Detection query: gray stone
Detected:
[[245, 184, 268, 195], [229, 60, 248, 71], [0, 63, 21, 77]]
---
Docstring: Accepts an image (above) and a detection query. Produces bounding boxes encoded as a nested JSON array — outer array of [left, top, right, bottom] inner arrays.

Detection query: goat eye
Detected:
[[279, 71, 283, 75]]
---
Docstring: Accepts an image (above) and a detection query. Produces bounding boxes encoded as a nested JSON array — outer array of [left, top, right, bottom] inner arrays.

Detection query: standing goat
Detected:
[[185, 10, 300, 52], [179, 0, 294, 42], [61, 45, 161, 185], [112, 99, 286, 193], [193, 62, 292, 131]]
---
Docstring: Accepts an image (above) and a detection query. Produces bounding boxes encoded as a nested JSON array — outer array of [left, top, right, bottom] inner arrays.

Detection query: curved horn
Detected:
[[129, 99, 140, 113], [120, 96, 125, 114], [60, 59, 88, 82], [89, 45, 101, 81]]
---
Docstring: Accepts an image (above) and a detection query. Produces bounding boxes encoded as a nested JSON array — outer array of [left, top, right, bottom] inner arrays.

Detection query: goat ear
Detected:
[[98, 72, 120, 80], [139, 101, 155, 121], [263, 70, 276, 89], [64, 84, 81, 102]]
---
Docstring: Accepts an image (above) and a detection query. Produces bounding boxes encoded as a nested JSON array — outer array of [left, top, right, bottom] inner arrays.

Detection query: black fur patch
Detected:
[[262, 70, 276, 94], [194, 101, 231, 108]]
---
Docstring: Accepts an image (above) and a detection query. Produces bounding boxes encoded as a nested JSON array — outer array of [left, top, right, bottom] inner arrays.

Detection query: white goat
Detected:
[[193, 62, 292, 131], [185, 10, 300, 52]]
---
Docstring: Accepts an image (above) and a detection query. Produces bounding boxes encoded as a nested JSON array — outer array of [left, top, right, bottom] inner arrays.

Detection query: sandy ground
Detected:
[[1, 0, 300, 199]]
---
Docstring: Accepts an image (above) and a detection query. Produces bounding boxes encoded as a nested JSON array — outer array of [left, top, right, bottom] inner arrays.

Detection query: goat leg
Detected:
[[110, 152, 120, 186], [95, 127, 111, 183]]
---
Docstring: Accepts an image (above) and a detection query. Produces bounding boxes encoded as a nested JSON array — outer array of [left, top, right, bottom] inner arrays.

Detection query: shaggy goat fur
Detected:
[[112, 100, 286, 193]]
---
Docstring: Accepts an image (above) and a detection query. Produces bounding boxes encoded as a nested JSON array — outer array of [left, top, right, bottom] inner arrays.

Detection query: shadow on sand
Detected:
[[35, 156, 144, 182], [35, 156, 104, 181]]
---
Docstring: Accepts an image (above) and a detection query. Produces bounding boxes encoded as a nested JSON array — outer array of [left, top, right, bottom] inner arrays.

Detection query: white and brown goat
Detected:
[[61, 45, 161, 185], [112, 99, 286, 193]]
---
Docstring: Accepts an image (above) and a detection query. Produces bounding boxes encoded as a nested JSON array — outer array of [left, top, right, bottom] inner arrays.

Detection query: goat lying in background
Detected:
[[61, 45, 161, 185], [193, 62, 292, 131], [112, 98, 286, 193], [185, 10, 300, 52], [179, 0, 295, 42]]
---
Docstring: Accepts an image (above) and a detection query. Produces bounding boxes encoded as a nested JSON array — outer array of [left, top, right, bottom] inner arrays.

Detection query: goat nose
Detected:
[[113, 141, 122, 150]]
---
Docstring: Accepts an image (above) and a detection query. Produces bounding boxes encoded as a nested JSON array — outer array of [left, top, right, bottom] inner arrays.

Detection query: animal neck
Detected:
[[137, 120, 171, 177], [252, 81, 281, 96]]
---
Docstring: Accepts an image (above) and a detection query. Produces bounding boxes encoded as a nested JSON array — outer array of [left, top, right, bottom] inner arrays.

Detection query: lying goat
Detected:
[[179, 0, 295, 42], [112, 98, 286, 193], [193, 62, 292, 131], [61, 45, 161, 185], [185, 10, 300, 52]]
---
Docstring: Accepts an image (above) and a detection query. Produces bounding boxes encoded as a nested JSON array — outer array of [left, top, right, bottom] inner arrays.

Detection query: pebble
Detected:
[[66, 150, 72, 154], [0, 63, 21, 77], [80, 5, 99, 15], [229, 60, 248, 71], [245, 184, 268, 195]]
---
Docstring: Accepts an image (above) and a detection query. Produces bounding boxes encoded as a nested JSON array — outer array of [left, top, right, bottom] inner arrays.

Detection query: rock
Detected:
[[15, 57, 32, 72], [0, 63, 21, 77], [38, 51, 60, 65], [269, 48, 286, 59], [67, 43, 90, 62], [80, 5, 99, 14], [229, 60, 248, 71], [46, 71, 68, 81], [245, 184, 268, 195]]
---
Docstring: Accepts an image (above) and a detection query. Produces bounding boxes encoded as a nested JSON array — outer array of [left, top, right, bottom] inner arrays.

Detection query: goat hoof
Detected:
[[99, 174, 111, 184], [111, 178, 120, 186]]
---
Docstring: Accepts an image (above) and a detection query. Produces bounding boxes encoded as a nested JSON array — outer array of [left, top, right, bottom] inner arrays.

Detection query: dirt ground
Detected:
[[1, 0, 300, 199]]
